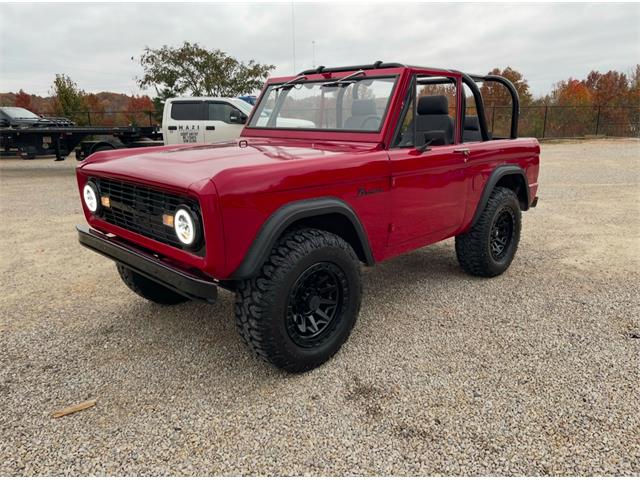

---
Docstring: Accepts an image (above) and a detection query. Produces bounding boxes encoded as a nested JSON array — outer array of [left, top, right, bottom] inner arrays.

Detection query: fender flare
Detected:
[[470, 165, 530, 227], [231, 197, 375, 279]]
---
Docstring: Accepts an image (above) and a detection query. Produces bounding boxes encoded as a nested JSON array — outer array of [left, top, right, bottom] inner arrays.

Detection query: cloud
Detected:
[[0, 2, 638, 97]]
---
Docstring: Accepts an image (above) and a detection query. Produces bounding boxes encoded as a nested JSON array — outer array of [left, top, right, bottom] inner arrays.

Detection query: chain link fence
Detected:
[[38, 106, 640, 139], [479, 105, 639, 139], [39, 110, 157, 127]]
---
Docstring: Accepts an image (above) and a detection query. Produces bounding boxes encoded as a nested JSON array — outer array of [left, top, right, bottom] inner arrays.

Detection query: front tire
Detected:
[[235, 228, 362, 372], [455, 187, 521, 277], [117, 264, 189, 305]]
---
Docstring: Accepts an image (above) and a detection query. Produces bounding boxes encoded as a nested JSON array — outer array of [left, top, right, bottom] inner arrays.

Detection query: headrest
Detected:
[[351, 99, 377, 117], [417, 95, 449, 115], [464, 116, 480, 131]]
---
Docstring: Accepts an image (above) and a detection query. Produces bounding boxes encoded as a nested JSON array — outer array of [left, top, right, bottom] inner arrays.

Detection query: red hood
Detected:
[[78, 138, 382, 193]]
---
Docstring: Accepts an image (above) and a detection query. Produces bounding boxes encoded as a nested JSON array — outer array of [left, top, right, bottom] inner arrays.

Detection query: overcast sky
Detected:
[[1, 2, 638, 97]]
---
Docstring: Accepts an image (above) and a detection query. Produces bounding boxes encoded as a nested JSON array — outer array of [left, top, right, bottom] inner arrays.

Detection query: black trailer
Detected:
[[0, 125, 163, 161]]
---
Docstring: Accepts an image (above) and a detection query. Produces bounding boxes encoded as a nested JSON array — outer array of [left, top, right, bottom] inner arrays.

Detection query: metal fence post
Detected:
[[491, 106, 496, 132], [542, 105, 548, 139], [595, 106, 601, 136]]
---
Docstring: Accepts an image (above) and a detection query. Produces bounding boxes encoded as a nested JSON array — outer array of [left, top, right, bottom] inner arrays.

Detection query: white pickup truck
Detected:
[[162, 97, 315, 145]]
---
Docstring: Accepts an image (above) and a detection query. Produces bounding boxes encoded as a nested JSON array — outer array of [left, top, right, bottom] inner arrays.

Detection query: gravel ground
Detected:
[[0, 139, 638, 475]]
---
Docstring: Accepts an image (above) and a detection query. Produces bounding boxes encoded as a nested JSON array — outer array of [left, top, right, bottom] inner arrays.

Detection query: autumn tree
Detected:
[[584, 70, 629, 106], [137, 42, 275, 97], [628, 64, 640, 107], [125, 95, 155, 126], [480, 67, 533, 107], [84, 93, 105, 125], [551, 78, 592, 106], [549, 67, 640, 136], [49, 74, 87, 124], [14, 89, 33, 110]]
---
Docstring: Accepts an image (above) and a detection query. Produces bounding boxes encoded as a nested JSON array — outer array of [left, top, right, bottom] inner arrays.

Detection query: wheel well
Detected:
[[286, 213, 370, 264], [495, 173, 529, 210]]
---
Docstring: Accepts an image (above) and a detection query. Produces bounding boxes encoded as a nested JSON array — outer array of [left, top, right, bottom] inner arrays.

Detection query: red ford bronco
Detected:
[[77, 62, 539, 372]]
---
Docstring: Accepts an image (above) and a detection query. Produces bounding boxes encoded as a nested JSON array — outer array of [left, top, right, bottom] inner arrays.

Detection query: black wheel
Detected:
[[116, 264, 189, 305], [455, 187, 521, 277], [235, 228, 362, 372]]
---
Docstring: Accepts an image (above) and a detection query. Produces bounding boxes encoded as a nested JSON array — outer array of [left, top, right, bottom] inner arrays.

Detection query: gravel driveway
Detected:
[[1, 139, 638, 475]]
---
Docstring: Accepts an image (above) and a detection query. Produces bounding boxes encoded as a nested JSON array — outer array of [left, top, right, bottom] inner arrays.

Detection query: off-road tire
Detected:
[[116, 264, 189, 305], [235, 228, 362, 372], [455, 186, 521, 277]]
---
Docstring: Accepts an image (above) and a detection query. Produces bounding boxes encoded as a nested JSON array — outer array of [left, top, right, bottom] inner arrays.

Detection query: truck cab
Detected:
[[161, 97, 253, 145]]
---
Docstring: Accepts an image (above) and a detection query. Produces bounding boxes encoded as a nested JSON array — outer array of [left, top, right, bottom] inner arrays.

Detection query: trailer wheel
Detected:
[[92, 144, 115, 154]]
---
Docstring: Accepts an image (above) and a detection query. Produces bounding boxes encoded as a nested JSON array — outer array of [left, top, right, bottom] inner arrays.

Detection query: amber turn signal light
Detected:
[[162, 214, 174, 227], [100, 196, 110, 208]]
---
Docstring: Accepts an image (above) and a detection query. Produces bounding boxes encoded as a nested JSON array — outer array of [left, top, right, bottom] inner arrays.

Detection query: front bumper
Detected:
[[77, 224, 218, 302]]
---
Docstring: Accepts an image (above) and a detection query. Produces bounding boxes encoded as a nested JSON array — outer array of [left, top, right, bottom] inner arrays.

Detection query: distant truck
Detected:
[[161, 97, 313, 145], [0, 106, 163, 160]]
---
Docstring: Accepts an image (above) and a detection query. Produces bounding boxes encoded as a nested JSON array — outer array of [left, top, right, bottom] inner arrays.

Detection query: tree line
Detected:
[[6, 41, 639, 136]]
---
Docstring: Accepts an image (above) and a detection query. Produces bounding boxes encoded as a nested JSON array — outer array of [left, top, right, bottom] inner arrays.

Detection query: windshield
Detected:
[[0, 107, 40, 119], [248, 76, 397, 132]]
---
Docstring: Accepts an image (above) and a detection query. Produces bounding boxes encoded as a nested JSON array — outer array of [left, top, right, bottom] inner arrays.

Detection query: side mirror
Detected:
[[229, 112, 248, 124], [417, 130, 447, 152]]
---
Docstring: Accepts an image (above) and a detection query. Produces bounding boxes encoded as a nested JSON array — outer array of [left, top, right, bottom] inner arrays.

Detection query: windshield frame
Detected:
[[244, 74, 400, 135]]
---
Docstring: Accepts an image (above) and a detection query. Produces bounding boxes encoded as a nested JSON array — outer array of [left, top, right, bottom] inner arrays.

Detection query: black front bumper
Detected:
[[77, 225, 217, 302]]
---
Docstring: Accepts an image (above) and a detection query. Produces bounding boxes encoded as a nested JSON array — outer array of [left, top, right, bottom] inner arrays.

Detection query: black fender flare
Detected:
[[231, 197, 374, 279], [469, 165, 530, 227]]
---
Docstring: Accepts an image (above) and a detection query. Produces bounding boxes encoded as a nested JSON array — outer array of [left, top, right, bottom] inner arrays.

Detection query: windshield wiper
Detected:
[[321, 69, 365, 88], [274, 75, 307, 91]]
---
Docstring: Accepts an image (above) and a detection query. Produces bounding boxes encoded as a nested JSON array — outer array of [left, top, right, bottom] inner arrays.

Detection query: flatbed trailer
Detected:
[[0, 125, 163, 161]]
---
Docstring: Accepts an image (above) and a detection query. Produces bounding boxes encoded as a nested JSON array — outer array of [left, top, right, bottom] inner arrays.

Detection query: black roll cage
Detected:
[[296, 61, 520, 141]]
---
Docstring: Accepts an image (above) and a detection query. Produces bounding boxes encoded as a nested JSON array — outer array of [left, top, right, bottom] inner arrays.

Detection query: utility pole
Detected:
[[312, 40, 316, 68], [291, 3, 296, 72]]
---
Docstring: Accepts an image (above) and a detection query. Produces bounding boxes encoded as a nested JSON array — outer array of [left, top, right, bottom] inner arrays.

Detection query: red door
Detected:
[[387, 145, 469, 251]]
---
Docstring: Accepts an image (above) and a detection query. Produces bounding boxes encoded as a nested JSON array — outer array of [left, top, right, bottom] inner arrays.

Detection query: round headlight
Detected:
[[174, 207, 198, 246], [83, 182, 99, 213]]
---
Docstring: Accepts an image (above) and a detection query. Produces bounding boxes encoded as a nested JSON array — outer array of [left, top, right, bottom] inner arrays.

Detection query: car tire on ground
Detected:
[[116, 264, 189, 305], [455, 186, 522, 277], [235, 228, 362, 372]]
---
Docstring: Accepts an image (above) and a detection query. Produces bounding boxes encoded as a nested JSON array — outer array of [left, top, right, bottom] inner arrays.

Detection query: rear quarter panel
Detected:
[[459, 137, 540, 232]]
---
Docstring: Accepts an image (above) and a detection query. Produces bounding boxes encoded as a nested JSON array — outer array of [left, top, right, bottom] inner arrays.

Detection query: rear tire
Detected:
[[117, 264, 189, 305], [455, 187, 521, 277], [234, 228, 362, 372]]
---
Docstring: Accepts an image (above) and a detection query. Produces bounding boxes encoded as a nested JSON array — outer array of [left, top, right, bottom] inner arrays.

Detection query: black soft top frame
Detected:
[[296, 61, 520, 140]]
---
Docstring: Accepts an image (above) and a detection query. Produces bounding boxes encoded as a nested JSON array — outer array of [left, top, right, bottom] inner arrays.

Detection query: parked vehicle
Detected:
[[237, 95, 258, 106], [0, 106, 161, 160], [0, 106, 74, 128], [76, 61, 540, 372], [162, 96, 314, 145]]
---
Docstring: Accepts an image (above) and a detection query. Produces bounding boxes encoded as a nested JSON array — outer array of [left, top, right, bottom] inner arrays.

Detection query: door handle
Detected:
[[454, 148, 470, 162], [167, 126, 177, 131], [206, 126, 215, 131]]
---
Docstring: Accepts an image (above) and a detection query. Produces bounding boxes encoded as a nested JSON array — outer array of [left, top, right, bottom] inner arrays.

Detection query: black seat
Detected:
[[344, 99, 380, 130], [415, 95, 454, 145], [463, 115, 483, 142]]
